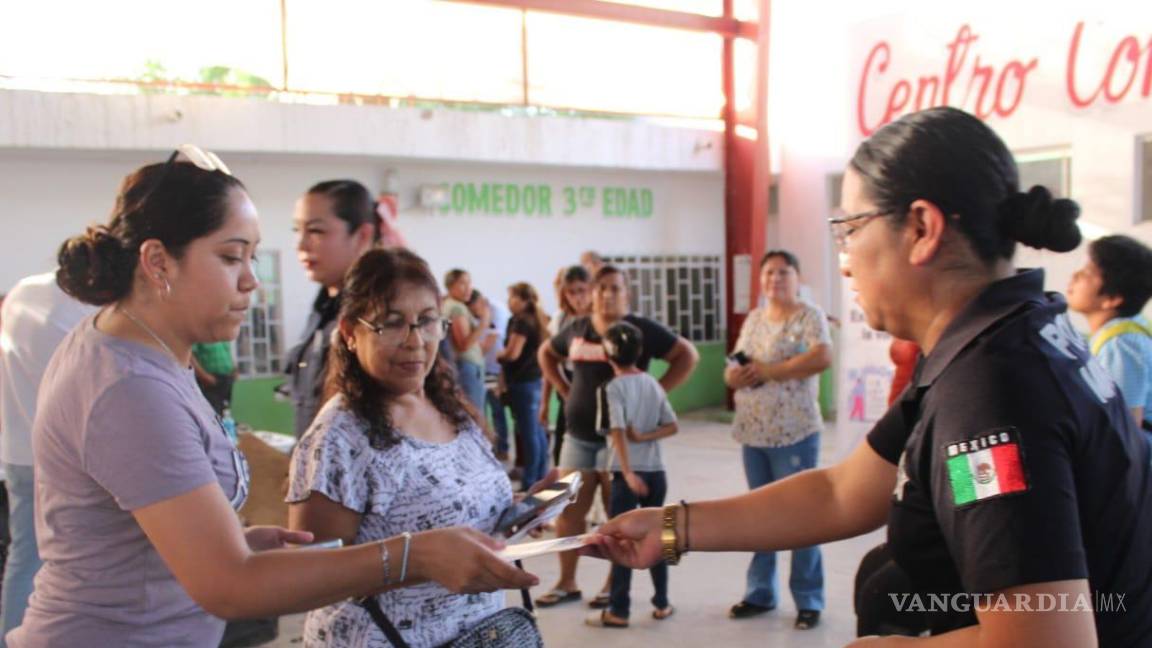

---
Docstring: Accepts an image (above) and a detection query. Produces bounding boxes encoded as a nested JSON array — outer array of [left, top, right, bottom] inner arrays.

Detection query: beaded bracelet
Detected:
[[379, 540, 393, 585]]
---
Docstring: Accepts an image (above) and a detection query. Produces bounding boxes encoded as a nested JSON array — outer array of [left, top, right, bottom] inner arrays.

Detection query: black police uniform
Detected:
[[868, 270, 1152, 646], [284, 289, 341, 438]]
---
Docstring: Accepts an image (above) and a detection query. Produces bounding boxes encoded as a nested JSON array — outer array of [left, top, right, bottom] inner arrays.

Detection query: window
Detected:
[[526, 14, 724, 117], [0, 0, 284, 88], [1016, 149, 1071, 198], [285, 1, 524, 104], [235, 250, 284, 377], [1139, 136, 1152, 224], [606, 254, 726, 343]]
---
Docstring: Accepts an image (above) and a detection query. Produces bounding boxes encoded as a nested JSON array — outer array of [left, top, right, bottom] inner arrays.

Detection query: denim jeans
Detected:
[[1, 464, 41, 646], [456, 360, 486, 416], [506, 381, 548, 487], [609, 471, 669, 618], [741, 435, 824, 611], [486, 385, 510, 455]]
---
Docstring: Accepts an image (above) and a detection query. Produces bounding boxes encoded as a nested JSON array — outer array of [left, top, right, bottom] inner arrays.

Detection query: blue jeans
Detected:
[[486, 385, 509, 455], [507, 381, 548, 487], [741, 436, 824, 611], [609, 471, 669, 618], [456, 361, 486, 416], [1, 464, 41, 646]]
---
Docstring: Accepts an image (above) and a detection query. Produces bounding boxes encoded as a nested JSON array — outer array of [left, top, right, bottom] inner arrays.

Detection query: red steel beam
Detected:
[[443, 0, 757, 39], [724, 0, 769, 406]]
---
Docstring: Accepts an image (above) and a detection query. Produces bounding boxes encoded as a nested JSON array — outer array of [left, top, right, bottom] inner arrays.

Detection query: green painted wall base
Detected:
[[232, 377, 294, 435], [231, 343, 733, 437]]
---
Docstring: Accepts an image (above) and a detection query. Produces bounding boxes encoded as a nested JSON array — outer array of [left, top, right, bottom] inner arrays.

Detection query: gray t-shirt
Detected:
[[9, 315, 250, 648], [602, 373, 676, 472]]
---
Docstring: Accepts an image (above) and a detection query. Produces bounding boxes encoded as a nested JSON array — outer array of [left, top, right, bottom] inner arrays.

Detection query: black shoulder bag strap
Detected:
[[360, 560, 534, 647]]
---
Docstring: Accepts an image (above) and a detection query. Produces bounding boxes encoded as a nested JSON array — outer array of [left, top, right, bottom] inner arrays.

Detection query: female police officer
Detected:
[[589, 106, 1152, 647]]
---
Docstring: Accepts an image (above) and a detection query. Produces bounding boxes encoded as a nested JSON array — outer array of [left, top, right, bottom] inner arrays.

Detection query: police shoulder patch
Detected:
[[943, 427, 1028, 506]]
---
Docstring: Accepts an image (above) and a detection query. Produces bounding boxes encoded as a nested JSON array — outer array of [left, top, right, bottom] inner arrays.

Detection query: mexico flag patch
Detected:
[[945, 428, 1028, 506]]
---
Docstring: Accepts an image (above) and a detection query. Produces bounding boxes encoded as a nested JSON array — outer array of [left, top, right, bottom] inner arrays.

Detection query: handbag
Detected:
[[359, 561, 543, 648]]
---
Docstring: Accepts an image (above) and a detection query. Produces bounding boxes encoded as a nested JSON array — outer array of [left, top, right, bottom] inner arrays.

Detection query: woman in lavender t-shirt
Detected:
[[9, 149, 535, 648]]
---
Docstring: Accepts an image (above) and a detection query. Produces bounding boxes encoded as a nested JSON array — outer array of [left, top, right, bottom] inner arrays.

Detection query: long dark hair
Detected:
[[307, 180, 381, 243], [509, 282, 549, 338], [57, 162, 245, 305], [555, 264, 590, 317], [324, 248, 477, 448], [849, 106, 1081, 263]]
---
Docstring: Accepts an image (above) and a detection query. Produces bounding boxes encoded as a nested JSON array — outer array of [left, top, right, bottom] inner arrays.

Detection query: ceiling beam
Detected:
[[442, 0, 757, 39]]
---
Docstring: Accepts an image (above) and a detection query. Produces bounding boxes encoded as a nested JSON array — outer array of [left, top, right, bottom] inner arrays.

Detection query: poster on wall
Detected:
[[835, 282, 893, 458]]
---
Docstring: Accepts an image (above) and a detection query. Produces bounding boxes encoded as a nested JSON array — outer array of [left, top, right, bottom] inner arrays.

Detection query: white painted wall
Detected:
[[0, 90, 723, 347], [768, 0, 1152, 321]]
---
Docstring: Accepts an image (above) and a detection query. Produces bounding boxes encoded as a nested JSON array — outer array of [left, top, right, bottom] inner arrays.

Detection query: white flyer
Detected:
[[498, 534, 595, 561]]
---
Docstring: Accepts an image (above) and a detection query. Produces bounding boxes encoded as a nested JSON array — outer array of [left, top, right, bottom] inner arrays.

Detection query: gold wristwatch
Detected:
[[661, 504, 681, 565]]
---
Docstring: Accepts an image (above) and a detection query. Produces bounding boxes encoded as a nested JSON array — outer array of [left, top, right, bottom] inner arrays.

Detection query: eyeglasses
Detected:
[[357, 316, 449, 345], [828, 208, 889, 251], [136, 144, 232, 208]]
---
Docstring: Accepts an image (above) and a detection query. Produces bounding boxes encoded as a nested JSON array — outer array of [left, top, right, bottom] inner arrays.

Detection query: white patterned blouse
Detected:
[[287, 395, 513, 648]]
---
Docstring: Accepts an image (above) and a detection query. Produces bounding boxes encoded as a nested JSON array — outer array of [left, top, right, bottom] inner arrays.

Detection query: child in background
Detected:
[[586, 321, 678, 628]]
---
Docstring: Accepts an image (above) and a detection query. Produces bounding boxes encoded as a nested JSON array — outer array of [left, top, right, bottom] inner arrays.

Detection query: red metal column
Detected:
[[724, 0, 770, 361]]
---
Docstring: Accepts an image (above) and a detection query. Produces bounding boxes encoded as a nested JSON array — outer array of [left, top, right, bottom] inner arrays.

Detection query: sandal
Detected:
[[587, 591, 611, 609], [534, 588, 582, 607], [795, 609, 821, 630], [585, 610, 629, 628], [652, 605, 675, 620]]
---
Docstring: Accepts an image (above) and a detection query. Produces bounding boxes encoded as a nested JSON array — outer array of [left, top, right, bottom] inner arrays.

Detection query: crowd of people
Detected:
[[0, 106, 1148, 648]]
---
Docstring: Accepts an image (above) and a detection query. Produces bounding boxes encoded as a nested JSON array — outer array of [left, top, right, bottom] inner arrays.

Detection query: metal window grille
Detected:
[[605, 254, 726, 343], [235, 250, 284, 377]]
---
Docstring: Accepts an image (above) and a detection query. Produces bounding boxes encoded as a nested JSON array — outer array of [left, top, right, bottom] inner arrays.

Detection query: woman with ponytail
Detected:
[[497, 282, 550, 489], [591, 107, 1152, 647], [11, 152, 533, 648], [287, 180, 383, 438]]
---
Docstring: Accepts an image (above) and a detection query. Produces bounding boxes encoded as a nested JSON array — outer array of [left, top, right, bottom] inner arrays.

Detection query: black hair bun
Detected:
[[999, 185, 1082, 253], [55, 225, 134, 305]]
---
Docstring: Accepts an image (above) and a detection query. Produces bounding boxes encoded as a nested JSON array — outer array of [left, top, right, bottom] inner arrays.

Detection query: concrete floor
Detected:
[[264, 412, 882, 647]]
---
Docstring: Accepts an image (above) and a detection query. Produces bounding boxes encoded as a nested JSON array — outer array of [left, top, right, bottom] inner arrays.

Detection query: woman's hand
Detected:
[[623, 471, 649, 497], [410, 527, 539, 594], [582, 507, 664, 569], [724, 364, 754, 389], [244, 526, 314, 552]]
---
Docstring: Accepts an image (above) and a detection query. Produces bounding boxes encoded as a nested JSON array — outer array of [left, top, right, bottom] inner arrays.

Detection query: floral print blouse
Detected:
[[731, 302, 831, 448]]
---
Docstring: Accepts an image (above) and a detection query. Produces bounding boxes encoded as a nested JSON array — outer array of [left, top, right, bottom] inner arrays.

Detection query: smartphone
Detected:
[[494, 473, 582, 540], [729, 351, 751, 365]]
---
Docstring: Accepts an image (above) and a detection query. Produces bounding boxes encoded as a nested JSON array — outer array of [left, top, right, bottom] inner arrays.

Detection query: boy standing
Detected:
[[1067, 234, 1152, 431], [586, 321, 679, 628]]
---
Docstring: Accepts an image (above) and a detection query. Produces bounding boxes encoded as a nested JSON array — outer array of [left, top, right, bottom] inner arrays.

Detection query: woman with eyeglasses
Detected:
[[723, 249, 832, 630], [589, 107, 1152, 647], [9, 151, 534, 648], [286, 180, 382, 438], [287, 248, 538, 647]]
